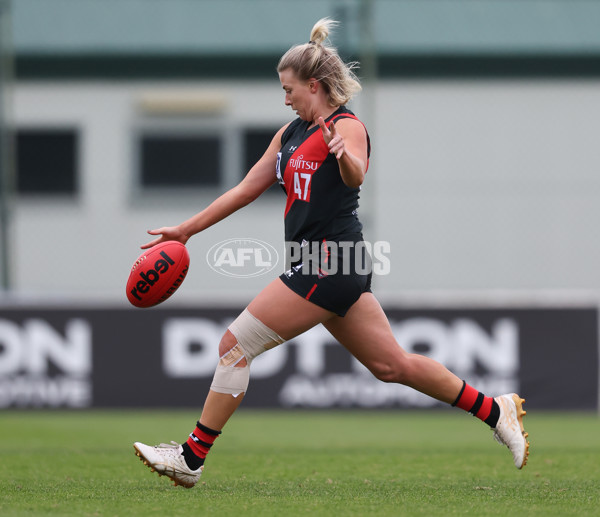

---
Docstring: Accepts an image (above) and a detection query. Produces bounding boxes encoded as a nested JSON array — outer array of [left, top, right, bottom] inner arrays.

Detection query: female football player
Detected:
[[134, 18, 529, 488]]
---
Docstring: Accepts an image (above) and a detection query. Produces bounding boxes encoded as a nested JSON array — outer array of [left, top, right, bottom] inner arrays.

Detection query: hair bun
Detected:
[[310, 17, 338, 46]]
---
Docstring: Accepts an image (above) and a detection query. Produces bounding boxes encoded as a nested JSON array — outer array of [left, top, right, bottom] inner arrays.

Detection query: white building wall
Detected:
[[369, 80, 600, 297], [9, 79, 600, 304]]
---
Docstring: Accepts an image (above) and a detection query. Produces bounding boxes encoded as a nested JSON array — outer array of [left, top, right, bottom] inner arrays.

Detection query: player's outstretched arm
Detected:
[[141, 124, 289, 249]]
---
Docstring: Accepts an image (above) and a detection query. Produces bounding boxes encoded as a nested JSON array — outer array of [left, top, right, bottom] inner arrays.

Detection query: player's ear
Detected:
[[308, 78, 319, 93]]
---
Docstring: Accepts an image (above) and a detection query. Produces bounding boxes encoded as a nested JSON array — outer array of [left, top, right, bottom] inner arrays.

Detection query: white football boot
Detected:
[[133, 441, 202, 488], [493, 393, 530, 469]]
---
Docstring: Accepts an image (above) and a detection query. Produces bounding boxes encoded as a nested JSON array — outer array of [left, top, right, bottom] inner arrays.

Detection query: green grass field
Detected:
[[2, 409, 599, 516]]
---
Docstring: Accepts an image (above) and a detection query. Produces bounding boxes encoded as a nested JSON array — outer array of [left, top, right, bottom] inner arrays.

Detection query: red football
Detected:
[[126, 241, 190, 308]]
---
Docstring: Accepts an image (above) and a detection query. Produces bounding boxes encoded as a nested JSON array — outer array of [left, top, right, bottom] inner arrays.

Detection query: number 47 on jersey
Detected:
[[293, 171, 311, 201]]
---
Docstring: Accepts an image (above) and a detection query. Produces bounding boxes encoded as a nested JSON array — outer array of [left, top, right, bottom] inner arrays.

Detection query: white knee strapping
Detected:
[[210, 362, 250, 396], [210, 309, 285, 396]]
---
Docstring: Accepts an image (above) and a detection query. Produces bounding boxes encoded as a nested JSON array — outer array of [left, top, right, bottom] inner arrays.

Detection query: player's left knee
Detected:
[[218, 330, 247, 368], [210, 309, 286, 396], [218, 330, 238, 357]]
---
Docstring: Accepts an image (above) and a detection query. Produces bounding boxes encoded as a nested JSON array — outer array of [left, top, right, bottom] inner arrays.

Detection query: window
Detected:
[[243, 127, 281, 194], [139, 133, 221, 188], [242, 127, 279, 174], [16, 129, 78, 195]]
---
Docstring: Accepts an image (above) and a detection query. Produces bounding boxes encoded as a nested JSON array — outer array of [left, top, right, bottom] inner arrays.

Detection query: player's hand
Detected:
[[318, 117, 345, 159], [142, 226, 189, 249]]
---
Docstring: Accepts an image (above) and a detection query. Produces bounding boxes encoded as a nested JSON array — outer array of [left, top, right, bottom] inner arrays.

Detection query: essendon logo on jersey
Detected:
[[276, 152, 284, 186]]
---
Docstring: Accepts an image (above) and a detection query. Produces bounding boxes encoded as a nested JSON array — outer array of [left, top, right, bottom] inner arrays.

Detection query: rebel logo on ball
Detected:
[[130, 250, 176, 301], [126, 241, 190, 308]]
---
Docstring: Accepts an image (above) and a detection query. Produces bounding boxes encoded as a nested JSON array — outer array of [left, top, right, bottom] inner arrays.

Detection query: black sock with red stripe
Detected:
[[451, 380, 500, 428], [181, 421, 221, 470]]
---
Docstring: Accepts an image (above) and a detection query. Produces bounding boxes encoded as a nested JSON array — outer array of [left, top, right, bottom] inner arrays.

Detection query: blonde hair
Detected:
[[277, 18, 362, 107]]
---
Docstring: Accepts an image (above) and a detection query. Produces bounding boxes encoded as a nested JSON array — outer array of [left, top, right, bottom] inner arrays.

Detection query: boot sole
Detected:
[[511, 394, 530, 468]]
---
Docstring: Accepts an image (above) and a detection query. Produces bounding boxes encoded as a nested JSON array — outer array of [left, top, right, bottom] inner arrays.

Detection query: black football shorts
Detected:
[[279, 236, 373, 316]]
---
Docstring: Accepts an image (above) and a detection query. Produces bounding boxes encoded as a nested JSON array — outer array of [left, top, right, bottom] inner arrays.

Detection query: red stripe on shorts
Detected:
[[305, 283, 318, 300]]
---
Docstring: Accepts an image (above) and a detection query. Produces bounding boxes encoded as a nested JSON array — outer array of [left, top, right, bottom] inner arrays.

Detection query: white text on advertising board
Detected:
[[0, 319, 92, 408]]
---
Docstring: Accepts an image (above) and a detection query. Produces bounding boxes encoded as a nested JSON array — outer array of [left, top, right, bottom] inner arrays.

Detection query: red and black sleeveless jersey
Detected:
[[276, 106, 370, 245]]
